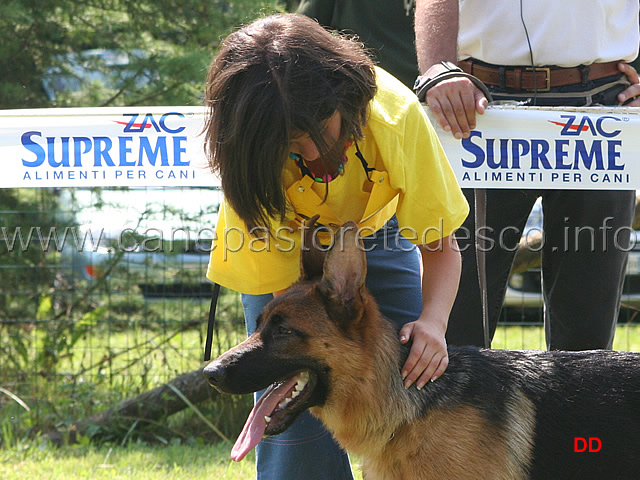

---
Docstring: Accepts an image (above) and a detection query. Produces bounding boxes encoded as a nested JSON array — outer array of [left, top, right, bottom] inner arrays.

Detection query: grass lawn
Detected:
[[0, 442, 365, 480], [0, 442, 257, 480], [492, 323, 640, 351]]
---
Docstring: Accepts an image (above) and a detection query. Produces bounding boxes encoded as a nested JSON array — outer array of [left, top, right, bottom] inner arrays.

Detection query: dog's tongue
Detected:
[[231, 375, 300, 462]]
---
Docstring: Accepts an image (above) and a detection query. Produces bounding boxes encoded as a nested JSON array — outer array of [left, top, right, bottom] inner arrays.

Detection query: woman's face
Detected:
[[289, 111, 342, 162]]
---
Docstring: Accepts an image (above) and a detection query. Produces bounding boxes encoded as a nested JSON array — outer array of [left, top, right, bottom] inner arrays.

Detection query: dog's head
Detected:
[[203, 219, 370, 460]]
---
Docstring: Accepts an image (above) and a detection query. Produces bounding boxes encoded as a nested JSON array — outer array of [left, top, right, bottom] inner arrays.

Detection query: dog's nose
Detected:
[[203, 361, 226, 387]]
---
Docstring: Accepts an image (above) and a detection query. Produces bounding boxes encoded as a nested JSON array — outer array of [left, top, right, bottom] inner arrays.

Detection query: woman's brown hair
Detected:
[[204, 13, 376, 231]]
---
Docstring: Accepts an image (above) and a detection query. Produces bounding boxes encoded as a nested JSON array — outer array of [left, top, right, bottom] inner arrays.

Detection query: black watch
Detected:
[[413, 61, 492, 103]]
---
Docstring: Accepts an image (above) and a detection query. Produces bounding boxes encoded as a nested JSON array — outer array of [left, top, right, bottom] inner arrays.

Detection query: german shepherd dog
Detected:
[[204, 221, 640, 479]]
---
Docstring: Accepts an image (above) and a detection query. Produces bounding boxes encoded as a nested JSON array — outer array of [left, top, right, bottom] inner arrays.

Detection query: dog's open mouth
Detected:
[[231, 370, 317, 462]]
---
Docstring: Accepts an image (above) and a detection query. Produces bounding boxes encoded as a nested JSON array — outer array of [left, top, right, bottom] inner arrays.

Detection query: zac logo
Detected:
[[114, 112, 186, 134], [549, 115, 622, 138]]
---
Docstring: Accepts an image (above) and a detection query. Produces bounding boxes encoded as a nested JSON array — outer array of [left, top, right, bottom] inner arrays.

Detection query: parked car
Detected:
[[42, 49, 150, 102], [58, 187, 220, 298], [503, 198, 640, 322]]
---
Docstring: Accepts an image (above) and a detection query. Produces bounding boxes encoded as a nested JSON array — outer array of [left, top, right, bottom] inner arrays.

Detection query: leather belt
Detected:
[[458, 59, 621, 92]]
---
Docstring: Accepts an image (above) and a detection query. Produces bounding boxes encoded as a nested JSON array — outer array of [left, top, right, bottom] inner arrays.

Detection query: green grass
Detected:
[[492, 323, 640, 351], [0, 442, 257, 480], [0, 441, 365, 480], [0, 440, 368, 480]]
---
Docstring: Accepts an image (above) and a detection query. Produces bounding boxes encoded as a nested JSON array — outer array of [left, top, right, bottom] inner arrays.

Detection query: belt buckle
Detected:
[[525, 67, 551, 92]]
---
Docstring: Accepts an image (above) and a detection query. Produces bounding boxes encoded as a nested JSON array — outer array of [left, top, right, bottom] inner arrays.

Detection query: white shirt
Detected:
[[458, 0, 640, 67]]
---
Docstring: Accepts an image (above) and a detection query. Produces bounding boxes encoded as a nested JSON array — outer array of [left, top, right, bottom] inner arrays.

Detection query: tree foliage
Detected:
[[0, 0, 288, 109]]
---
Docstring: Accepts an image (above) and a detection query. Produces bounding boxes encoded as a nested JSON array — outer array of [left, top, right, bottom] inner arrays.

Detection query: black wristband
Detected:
[[413, 61, 493, 103]]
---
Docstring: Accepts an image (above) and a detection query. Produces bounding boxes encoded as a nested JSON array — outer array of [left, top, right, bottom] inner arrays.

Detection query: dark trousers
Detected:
[[447, 71, 635, 350], [447, 188, 634, 350]]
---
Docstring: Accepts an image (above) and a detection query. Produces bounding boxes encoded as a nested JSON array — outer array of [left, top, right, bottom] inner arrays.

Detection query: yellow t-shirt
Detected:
[[207, 67, 469, 294]]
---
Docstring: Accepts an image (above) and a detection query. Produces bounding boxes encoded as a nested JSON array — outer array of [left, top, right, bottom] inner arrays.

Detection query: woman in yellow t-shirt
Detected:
[[203, 13, 468, 480]]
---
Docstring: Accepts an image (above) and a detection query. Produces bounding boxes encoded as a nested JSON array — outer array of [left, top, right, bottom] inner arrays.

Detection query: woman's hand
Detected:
[[399, 315, 448, 389], [398, 236, 461, 389]]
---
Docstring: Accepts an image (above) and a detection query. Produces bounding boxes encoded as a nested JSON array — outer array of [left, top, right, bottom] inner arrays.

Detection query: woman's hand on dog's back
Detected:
[[399, 236, 460, 389], [399, 317, 449, 389]]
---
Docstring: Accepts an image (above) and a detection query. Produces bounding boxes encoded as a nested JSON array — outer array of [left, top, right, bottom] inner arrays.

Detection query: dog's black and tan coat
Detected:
[[204, 222, 640, 480]]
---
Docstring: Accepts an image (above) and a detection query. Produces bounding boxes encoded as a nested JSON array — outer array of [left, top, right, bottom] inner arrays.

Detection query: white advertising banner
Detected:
[[0, 106, 218, 188], [428, 105, 640, 190], [1, 105, 639, 189]]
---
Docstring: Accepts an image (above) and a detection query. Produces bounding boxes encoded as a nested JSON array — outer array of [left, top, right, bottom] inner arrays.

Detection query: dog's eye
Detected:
[[277, 325, 293, 336]]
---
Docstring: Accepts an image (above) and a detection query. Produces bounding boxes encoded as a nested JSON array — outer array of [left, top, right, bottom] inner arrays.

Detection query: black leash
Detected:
[[475, 189, 491, 349], [203, 282, 221, 362]]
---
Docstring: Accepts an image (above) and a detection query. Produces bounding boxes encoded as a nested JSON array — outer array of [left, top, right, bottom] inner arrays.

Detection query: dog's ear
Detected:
[[300, 215, 326, 281], [318, 222, 367, 330]]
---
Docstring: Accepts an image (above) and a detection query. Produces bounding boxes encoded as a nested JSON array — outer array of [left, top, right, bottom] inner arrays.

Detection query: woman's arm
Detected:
[[399, 235, 461, 389]]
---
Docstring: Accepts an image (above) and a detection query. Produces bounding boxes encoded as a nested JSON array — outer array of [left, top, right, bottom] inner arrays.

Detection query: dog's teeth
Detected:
[[279, 397, 292, 409], [295, 372, 309, 391], [291, 390, 301, 398], [264, 416, 271, 424]]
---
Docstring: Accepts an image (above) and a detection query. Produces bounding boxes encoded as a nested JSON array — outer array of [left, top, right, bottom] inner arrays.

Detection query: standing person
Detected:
[[204, 13, 468, 479], [414, 0, 640, 350], [297, 0, 418, 88]]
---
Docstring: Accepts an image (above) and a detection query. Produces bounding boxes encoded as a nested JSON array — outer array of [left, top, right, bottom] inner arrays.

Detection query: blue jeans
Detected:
[[240, 217, 422, 479]]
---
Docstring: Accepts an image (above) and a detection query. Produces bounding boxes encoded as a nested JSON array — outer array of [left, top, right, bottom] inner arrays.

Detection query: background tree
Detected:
[[0, 0, 288, 109]]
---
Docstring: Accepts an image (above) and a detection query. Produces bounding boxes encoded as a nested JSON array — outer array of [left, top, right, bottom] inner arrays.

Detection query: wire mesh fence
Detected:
[[0, 187, 249, 443]]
